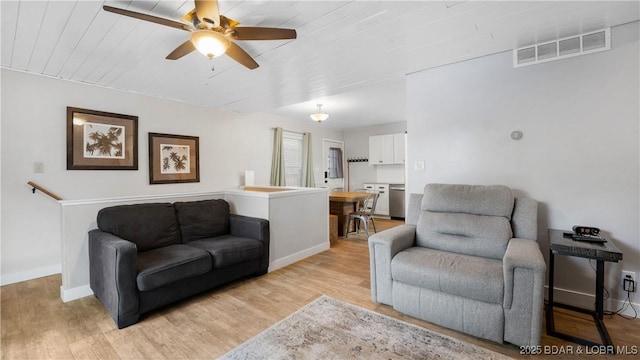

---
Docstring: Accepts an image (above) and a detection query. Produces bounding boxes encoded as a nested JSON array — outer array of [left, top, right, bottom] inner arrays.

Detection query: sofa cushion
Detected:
[[136, 244, 212, 291], [187, 235, 264, 268], [97, 203, 181, 252], [174, 199, 230, 242], [391, 247, 504, 305]]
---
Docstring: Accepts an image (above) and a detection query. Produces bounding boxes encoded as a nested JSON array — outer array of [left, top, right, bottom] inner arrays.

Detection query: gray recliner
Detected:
[[368, 184, 546, 346]]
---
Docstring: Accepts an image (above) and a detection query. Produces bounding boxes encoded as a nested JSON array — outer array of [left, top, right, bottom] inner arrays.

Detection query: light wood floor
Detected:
[[1, 219, 638, 359]]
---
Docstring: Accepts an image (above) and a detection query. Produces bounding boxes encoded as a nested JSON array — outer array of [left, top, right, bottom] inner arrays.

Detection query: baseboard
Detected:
[[0, 264, 61, 286], [546, 285, 639, 318], [268, 242, 330, 272], [60, 284, 94, 303]]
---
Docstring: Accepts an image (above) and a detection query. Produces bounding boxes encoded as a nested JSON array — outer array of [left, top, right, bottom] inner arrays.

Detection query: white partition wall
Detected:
[[225, 187, 330, 272]]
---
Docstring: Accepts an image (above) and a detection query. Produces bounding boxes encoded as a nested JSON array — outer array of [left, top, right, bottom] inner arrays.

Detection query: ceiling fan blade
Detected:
[[233, 27, 297, 41], [195, 0, 221, 27], [103, 5, 190, 31], [226, 42, 259, 70], [166, 41, 196, 60]]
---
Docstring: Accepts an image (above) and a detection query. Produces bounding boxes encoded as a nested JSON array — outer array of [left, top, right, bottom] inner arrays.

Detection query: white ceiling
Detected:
[[2, 1, 639, 129]]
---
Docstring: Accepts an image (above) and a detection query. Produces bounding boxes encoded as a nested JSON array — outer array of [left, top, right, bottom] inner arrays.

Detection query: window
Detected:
[[327, 147, 343, 178], [283, 131, 303, 186]]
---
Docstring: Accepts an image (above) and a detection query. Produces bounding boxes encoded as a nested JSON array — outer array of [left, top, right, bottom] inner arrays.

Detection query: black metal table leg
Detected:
[[546, 251, 555, 334], [594, 260, 614, 351], [547, 254, 614, 353]]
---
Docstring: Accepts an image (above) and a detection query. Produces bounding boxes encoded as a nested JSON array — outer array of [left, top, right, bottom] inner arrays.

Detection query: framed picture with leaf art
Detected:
[[148, 132, 200, 184], [67, 107, 138, 170]]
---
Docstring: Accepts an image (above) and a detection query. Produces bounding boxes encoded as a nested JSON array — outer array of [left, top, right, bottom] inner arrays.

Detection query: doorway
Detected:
[[322, 139, 345, 190]]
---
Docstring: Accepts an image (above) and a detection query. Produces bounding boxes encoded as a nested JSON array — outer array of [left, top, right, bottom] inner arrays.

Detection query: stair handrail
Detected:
[[27, 181, 62, 201]]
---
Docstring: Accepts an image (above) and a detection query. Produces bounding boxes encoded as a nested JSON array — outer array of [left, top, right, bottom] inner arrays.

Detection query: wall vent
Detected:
[[513, 28, 610, 68]]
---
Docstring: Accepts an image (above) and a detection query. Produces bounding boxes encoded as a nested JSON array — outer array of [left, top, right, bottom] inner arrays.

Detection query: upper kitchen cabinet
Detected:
[[369, 134, 394, 165], [369, 133, 405, 165], [393, 133, 405, 164]]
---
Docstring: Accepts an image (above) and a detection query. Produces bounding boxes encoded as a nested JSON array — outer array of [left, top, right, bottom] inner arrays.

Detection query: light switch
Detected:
[[414, 160, 425, 171], [34, 162, 44, 173]]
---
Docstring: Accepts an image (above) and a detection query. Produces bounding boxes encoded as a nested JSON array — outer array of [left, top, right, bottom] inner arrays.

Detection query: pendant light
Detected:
[[310, 104, 329, 122]]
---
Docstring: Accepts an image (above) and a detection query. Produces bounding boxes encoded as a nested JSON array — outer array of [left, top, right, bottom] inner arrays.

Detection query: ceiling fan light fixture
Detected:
[[310, 104, 329, 122], [190, 30, 230, 58]]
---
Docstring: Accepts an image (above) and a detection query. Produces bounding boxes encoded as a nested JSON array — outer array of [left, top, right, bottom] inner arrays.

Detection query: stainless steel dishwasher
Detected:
[[389, 184, 405, 220]]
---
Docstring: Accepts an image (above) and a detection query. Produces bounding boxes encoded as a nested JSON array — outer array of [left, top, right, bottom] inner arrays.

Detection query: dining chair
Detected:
[[351, 188, 368, 214], [346, 192, 379, 238]]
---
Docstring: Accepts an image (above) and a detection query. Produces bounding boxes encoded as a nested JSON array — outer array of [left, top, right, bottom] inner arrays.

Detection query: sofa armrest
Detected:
[[503, 238, 546, 346], [88, 229, 140, 328], [229, 214, 270, 274], [368, 224, 416, 305]]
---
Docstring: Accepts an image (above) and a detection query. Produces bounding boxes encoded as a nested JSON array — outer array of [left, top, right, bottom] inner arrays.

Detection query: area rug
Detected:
[[221, 295, 513, 359]]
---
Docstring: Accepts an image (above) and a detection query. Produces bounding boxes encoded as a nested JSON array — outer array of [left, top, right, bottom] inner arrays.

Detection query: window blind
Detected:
[[283, 132, 303, 187]]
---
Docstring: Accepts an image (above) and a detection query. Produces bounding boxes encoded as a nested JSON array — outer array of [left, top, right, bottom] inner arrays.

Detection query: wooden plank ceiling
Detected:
[[2, 1, 638, 129]]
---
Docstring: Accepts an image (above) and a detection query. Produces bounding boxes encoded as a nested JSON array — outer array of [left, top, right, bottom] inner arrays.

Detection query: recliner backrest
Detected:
[[416, 184, 514, 259]]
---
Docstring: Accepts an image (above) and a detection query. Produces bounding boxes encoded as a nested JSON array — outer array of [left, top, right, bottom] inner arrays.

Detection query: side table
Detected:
[[546, 229, 623, 351]]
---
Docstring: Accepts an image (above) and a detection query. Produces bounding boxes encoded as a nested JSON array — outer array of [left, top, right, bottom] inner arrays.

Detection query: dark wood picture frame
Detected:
[[148, 132, 200, 184], [66, 107, 138, 170]]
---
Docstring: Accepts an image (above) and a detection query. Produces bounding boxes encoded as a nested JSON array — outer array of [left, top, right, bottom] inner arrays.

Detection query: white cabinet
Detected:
[[393, 133, 405, 164], [375, 184, 390, 216], [363, 183, 390, 216], [369, 134, 394, 165], [369, 133, 404, 165], [368, 137, 381, 164]]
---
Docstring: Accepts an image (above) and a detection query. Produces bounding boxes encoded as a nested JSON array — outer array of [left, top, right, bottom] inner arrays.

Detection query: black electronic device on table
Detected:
[[572, 225, 600, 236], [563, 226, 607, 243]]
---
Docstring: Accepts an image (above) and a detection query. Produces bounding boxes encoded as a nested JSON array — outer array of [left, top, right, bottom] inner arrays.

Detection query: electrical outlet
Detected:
[[621, 271, 636, 292]]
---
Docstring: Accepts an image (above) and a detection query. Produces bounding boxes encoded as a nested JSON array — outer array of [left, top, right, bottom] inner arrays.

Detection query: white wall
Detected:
[[406, 22, 639, 309], [343, 122, 406, 190], [0, 69, 342, 284]]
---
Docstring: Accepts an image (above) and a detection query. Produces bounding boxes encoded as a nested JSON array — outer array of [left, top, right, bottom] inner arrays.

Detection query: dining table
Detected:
[[329, 191, 371, 236]]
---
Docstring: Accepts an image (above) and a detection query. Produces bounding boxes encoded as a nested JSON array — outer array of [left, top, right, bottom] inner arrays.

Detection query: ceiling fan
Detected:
[[103, 0, 297, 69]]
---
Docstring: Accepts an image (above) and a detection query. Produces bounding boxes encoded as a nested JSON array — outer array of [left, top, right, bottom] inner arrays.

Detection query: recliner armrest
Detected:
[[229, 214, 270, 274], [368, 224, 416, 305], [369, 224, 416, 255], [88, 229, 140, 328], [503, 238, 546, 308], [503, 237, 546, 346]]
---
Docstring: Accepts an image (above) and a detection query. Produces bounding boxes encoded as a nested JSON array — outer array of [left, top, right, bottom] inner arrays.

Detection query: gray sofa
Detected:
[[89, 199, 269, 329], [369, 184, 545, 346]]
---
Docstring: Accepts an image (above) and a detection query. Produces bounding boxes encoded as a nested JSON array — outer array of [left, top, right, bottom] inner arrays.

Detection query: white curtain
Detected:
[[301, 132, 315, 187], [270, 127, 286, 186]]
